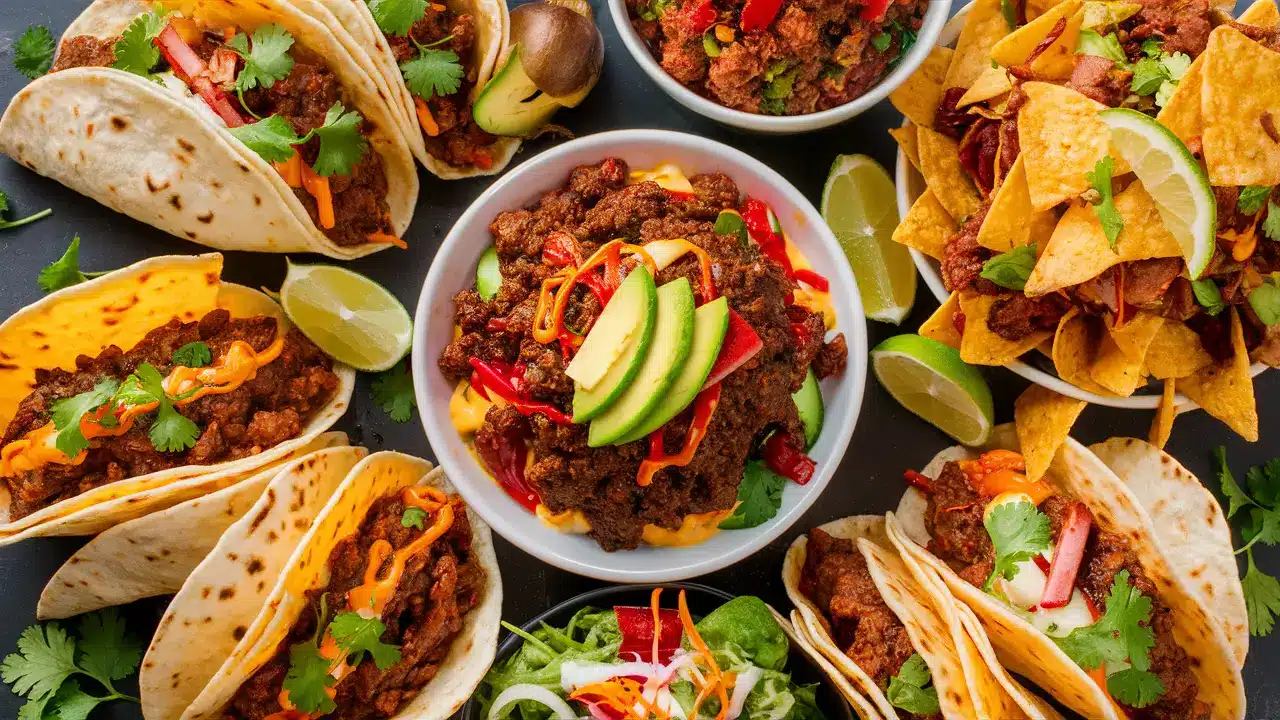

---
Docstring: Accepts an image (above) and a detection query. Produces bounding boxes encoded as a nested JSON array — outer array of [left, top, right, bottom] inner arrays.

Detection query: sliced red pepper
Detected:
[[764, 432, 815, 485], [468, 358, 573, 425], [740, 0, 784, 31], [793, 268, 830, 292], [904, 469, 933, 493], [701, 309, 763, 389], [542, 231, 584, 267], [485, 317, 509, 332], [637, 384, 722, 486], [474, 429, 539, 512], [684, 0, 718, 32], [614, 606, 683, 664], [741, 197, 794, 275], [154, 25, 245, 128], [1040, 503, 1093, 609], [859, 0, 891, 21]]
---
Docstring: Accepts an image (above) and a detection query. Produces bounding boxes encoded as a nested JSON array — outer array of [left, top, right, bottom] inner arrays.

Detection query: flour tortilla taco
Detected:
[[889, 424, 1245, 720], [141, 452, 501, 720], [0, 253, 354, 545], [0, 0, 418, 258], [783, 516, 1061, 720]]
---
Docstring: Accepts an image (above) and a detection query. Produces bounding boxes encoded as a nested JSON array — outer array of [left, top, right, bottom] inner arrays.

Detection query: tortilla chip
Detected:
[[1015, 384, 1087, 482], [1025, 0, 1065, 20], [1149, 379, 1177, 449], [990, 0, 1084, 78], [890, 124, 921, 172], [1145, 320, 1214, 379], [1052, 309, 1119, 395], [1089, 329, 1146, 396], [1180, 309, 1259, 441], [1238, 0, 1279, 25], [946, 0, 1013, 90], [1078, 1, 1141, 27], [891, 46, 954, 129], [1155, 53, 1205, 147], [1024, 181, 1181, 294], [959, 292, 1050, 364], [894, 190, 959, 260], [919, 126, 983, 221], [1108, 311, 1164, 363], [1018, 82, 1130, 211], [977, 156, 1033, 252], [1201, 27, 1280, 186], [920, 293, 964, 349], [958, 66, 1014, 107]]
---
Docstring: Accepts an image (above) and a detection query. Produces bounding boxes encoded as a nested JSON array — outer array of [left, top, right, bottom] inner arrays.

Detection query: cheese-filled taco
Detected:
[[0, 0, 418, 258], [783, 516, 1061, 720], [889, 425, 1246, 720], [140, 452, 502, 720], [0, 253, 354, 544]]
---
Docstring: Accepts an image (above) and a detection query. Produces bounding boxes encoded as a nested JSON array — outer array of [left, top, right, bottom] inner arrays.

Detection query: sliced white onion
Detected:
[[488, 683, 580, 720], [726, 666, 764, 720], [560, 661, 659, 693]]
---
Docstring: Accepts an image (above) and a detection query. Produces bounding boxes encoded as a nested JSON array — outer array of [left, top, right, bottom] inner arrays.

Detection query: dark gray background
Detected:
[[0, 0, 1276, 717]]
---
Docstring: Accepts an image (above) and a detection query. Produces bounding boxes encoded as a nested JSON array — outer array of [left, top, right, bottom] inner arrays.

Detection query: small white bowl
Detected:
[[413, 129, 867, 582], [606, 0, 953, 134], [896, 4, 1266, 410]]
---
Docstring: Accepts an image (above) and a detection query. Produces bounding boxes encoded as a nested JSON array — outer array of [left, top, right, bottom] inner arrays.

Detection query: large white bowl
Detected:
[[895, 5, 1266, 410], [413, 129, 867, 582], [606, 0, 954, 134]]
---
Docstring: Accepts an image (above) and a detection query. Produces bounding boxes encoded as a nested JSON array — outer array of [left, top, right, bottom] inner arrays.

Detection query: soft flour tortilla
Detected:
[[0, 0, 418, 259], [153, 453, 502, 720], [891, 424, 1245, 720], [310, 0, 520, 178], [778, 608, 881, 720], [35, 432, 352, 619], [782, 516, 1050, 720], [0, 254, 355, 542]]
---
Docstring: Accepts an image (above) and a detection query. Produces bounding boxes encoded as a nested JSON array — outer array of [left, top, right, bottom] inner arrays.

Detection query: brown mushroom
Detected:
[[509, 0, 604, 106]]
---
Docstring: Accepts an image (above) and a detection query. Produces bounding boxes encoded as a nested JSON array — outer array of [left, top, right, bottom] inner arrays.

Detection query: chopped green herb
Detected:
[[1238, 186, 1273, 216], [887, 654, 941, 716], [980, 244, 1038, 291], [328, 612, 402, 671], [1266, 200, 1280, 242], [134, 363, 200, 453], [1191, 278, 1226, 316], [368, 0, 428, 36], [1086, 156, 1124, 246], [38, 237, 108, 293], [719, 460, 785, 530], [227, 24, 296, 93], [371, 360, 416, 423], [872, 32, 893, 52], [402, 505, 428, 529], [400, 47, 464, 100], [50, 378, 120, 458], [111, 11, 167, 77], [1249, 281, 1280, 326], [172, 342, 213, 368], [983, 500, 1051, 592], [13, 26, 55, 79], [1215, 447, 1280, 636], [1075, 29, 1127, 64]]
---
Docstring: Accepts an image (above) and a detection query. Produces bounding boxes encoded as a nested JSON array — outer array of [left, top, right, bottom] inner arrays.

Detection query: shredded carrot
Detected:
[[222, 26, 237, 42], [532, 240, 659, 349], [274, 152, 303, 188], [650, 588, 663, 666], [414, 97, 440, 137], [532, 270, 574, 344], [300, 161, 335, 229], [367, 231, 408, 249], [679, 590, 731, 720]]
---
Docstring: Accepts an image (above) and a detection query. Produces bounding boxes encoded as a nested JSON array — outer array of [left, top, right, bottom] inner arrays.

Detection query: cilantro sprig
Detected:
[[983, 500, 1051, 592], [50, 378, 120, 458], [1238, 186, 1272, 216], [400, 46, 464, 101], [886, 654, 940, 716], [402, 505, 428, 529], [980, 244, 1038, 291], [1, 609, 142, 720], [1074, 34, 1188, 108], [283, 594, 402, 713], [1249, 280, 1280, 327], [0, 189, 52, 232], [13, 25, 55, 79], [37, 237, 109, 293], [369, 0, 429, 36], [1191, 278, 1226, 316], [1265, 200, 1280, 242], [372, 360, 416, 423], [111, 11, 168, 77], [1086, 156, 1123, 247], [328, 612, 402, 670], [227, 102, 369, 176], [719, 460, 786, 530], [1215, 447, 1280, 636], [172, 342, 213, 368], [134, 363, 201, 452], [226, 24, 296, 93]]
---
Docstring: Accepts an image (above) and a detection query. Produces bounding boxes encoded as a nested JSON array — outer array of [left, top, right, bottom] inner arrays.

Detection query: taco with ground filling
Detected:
[[0, 253, 354, 544], [0, 0, 418, 258], [140, 452, 502, 720], [889, 424, 1245, 720]]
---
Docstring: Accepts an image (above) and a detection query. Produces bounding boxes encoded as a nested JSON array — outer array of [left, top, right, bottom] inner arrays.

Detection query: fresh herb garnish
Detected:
[[1075, 29, 1127, 64], [111, 11, 167, 77], [1191, 278, 1226, 316], [1250, 281, 1280, 326], [1265, 200, 1280, 242], [283, 642, 337, 714], [0, 189, 52, 232], [50, 378, 120, 458], [37, 237, 111, 293], [979, 244, 1038, 291], [14, 25, 55, 79], [1000, 0, 1018, 28], [1238, 186, 1272, 216], [1054, 570, 1164, 707], [368, 0, 428, 36], [225, 114, 300, 163], [328, 612, 402, 670], [134, 363, 201, 453], [402, 505, 428, 529], [1215, 447, 1280, 636], [886, 654, 941, 716], [1086, 156, 1123, 247], [983, 500, 1051, 592], [227, 24, 295, 94], [1107, 667, 1167, 708], [719, 460, 786, 530], [172, 342, 213, 368], [372, 360, 416, 423], [1128, 40, 1190, 108], [871, 32, 893, 52], [400, 46, 464, 100], [228, 102, 368, 176]]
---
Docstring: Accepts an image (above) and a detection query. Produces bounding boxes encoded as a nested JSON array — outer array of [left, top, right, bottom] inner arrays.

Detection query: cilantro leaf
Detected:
[[1130, 56, 1168, 96], [172, 342, 213, 368], [886, 654, 941, 716], [1191, 278, 1226, 316], [312, 102, 369, 177], [1076, 29, 1127, 64], [400, 48, 464, 100], [37, 237, 107, 293], [1000, 0, 1018, 27], [1248, 459, 1280, 509], [2, 613, 141, 720], [1056, 570, 1156, 674], [1244, 550, 1280, 636], [227, 114, 304, 164], [760, 96, 786, 115], [1, 624, 79, 700], [1239, 186, 1273, 216], [328, 612, 402, 671], [76, 609, 141, 686], [135, 363, 200, 453], [283, 642, 337, 714], [14, 26, 55, 79], [402, 505, 428, 529], [1141, 38, 1164, 57], [49, 679, 105, 720], [1160, 51, 1191, 81], [1086, 156, 1123, 246], [1265, 200, 1280, 242], [871, 32, 893, 52], [227, 24, 295, 92], [111, 11, 166, 77], [1216, 446, 1254, 519], [372, 361, 416, 423], [983, 500, 1051, 591], [0, 188, 52, 231], [369, 0, 428, 36], [719, 460, 786, 530], [51, 378, 121, 458], [17, 694, 51, 720], [1107, 668, 1165, 708], [980, 244, 1038, 291]]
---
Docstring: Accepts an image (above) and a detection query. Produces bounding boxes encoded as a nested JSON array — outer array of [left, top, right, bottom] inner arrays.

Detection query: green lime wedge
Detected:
[[1100, 108, 1216, 279], [822, 154, 916, 324], [279, 261, 413, 372], [871, 334, 994, 445]]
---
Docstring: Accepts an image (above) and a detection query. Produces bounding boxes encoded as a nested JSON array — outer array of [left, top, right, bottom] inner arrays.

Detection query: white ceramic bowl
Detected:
[[895, 4, 1266, 410], [606, 0, 954, 134], [413, 129, 867, 581]]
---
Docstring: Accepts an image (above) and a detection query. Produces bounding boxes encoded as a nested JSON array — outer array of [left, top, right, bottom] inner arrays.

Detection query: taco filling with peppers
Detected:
[[438, 158, 847, 551]]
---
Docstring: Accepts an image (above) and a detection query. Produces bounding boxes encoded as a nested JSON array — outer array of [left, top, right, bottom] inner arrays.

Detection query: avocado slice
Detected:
[[571, 268, 657, 422], [473, 51, 562, 137], [613, 296, 729, 445], [588, 278, 696, 447], [476, 247, 501, 300], [793, 367, 824, 450], [565, 265, 651, 391]]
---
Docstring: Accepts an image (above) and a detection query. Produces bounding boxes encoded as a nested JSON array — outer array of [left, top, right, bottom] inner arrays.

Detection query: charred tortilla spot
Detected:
[[203, 616, 213, 624], [169, 194, 183, 210], [267, 530, 279, 542], [57, 150, 63, 160], [185, 231, 198, 240], [103, 318, 119, 326], [145, 554, 158, 562], [1263, 112, 1279, 143], [227, 552, 239, 562], [253, 194, 262, 206], [202, 587, 211, 599], [237, 162, 250, 173], [206, 272, 219, 285], [257, 581, 265, 592], [197, 212, 214, 224], [86, 122, 93, 137], [218, 587, 236, 600], [233, 625, 247, 640], [177, 138, 196, 153], [246, 557, 264, 575], [146, 174, 170, 193], [110, 116, 128, 131], [293, 517, 308, 529], [249, 489, 276, 533]]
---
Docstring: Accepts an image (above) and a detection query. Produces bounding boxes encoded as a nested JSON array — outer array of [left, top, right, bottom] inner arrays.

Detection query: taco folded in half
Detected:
[[143, 452, 502, 720], [0, 0, 418, 258], [0, 253, 354, 544], [889, 424, 1246, 720], [783, 516, 1060, 720]]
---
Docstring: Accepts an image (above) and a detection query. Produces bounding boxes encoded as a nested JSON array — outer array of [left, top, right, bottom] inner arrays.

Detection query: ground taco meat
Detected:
[[2, 310, 339, 520], [222, 495, 486, 720], [799, 528, 938, 720], [437, 158, 846, 551], [922, 461, 1209, 720]]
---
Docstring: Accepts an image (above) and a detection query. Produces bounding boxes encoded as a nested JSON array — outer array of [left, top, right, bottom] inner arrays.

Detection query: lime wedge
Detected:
[[871, 334, 994, 445], [1100, 108, 1216, 279], [279, 261, 413, 372], [822, 154, 916, 324]]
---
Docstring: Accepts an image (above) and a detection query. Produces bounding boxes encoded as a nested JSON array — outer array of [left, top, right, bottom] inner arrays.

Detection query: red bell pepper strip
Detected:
[[154, 25, 245, 128], [614, 606, 683, 664], [860, 0, 891, 21], [542, 231, 584, 267], [474, 430, 540, 512], [637, 384, 723, 486], [904, 469, 933, 493], [764, 432, 815, 485], [468, 358, 573, 425], [740, 0, 784, 32], [793, 268, 830, 292], [684, 0, 718, 32], [741, 198, 794, 275], [1040, 503, 1093, 609]]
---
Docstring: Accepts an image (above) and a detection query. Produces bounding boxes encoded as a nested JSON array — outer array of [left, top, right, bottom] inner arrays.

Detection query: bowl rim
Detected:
[[412, 128, 868, 582], [893, 2, 1268, 411], [604, 0, 955, 133]]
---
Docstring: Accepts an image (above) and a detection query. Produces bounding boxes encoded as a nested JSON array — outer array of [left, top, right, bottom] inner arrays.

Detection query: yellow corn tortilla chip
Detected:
[[1180, 309, 1259, 441], [919, 126, 983, 222], [1052, 309, 1119, 395], [1149, 379, 1177, 449], [1089, 329, 1146, 396], [1238, 0, 1279, 25], [958, 66, 1014, 107], [945, 0, 1013, 90], [959, 292, 1050, 364], [920, 293, 964, 349], [1145, 320, 1214, 379], [1026, 0, 1065, 20], [1018, 82, 1130, 211], [1079, 1, 1141, 28], [977, 156, 1033, 252], [1201, 27, 1280, 186], [894, 190, 958, 260], [1015, 384, 1088, 482], [1107, 311, 1164, 363], [1028, 209, 1059, 247], [890, 124, 921, 173], [991, 0, 1084, 78], [891, 46, 955, 129], [1154, 53, 1205, 148], [1025, 182, 1181, 295]]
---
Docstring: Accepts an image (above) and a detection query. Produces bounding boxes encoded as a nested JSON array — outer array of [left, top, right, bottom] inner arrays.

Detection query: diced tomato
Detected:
[[859, 0, 891, 21], [1040, 503, 1093, 609], [764, 433, 815, 485], [614, 606, 683, 664], [701, 309, 763, 389], [740, 0, 784, 31], [684, 0, 717, 32]]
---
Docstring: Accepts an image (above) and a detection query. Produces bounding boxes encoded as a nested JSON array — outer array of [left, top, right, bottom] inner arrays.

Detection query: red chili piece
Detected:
[[1040, 503, 1094, 609], [741, 0, 785, 32], [542, 231, 583, 267], [793, 268, 830, 291], [614, 606, 684, 664], [904, 469, 933, 493], [684, 0, 718, 32], [474, 430, 539, 512], [468, 358, 573, 425], [859, 0, 891, 22], [764, 433, 815, 485], [154, 26, 244, 128]]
